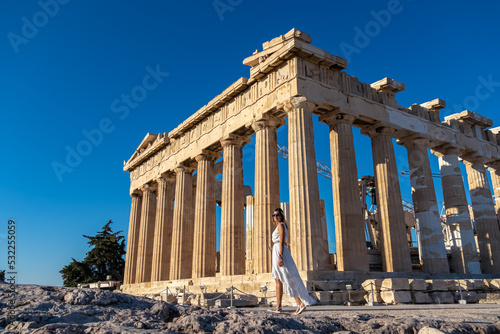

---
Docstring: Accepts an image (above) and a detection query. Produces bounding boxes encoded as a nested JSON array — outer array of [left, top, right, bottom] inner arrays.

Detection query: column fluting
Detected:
[[123, 191, 142, 284], [404, 138, 449, 273], [192, 151, 219, 278], [151, 175, 175, 282], [364, 126, 412, 272], [465, 158, 500, 273], [284, 97, 327, 271], [220, 134, 249, 276], [319, 112, 368, 271], [251, 114, 283, 274], [135, 184, 157, 283], [170, 165, 194, 280]]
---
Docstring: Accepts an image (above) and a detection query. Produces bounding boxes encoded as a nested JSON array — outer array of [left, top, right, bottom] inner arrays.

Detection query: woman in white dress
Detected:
[[267, 208, 316, 314]]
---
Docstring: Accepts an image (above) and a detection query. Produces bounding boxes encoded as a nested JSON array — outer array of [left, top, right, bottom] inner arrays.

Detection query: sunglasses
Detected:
[[272, 213, 281, 217]]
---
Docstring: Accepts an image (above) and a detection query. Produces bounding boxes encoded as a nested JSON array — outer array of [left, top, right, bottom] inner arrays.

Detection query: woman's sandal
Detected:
[[267, 307, 282, 313], [294, 303, 306, 315]]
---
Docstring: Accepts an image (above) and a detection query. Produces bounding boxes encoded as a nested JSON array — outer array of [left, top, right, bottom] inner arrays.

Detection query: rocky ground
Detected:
[[1, 284, 500, 333]]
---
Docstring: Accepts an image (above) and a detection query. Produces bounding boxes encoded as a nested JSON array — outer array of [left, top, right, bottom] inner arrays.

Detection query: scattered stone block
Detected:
[[426, 280, 448, 291], [456, 279, 473, 290], [454, 291, 479, 303], [235, 294, 258, 306], [330, 292, 348, 305], [316, 291, 333, 304], [487, 279, 500, 290], [471, 279, 489, 290], [362, 279, 382, 292], [186, 294, 201, 306], [409, 279, 427, 291], [364, 291, 383, 304], [478, 292, 500, 304], [380, 291, 412, 304], [445, 280, 459, 291], [418, 327, 445, 334], [430, 292, 454, 304], [214, 299, 247, 308], [411, 291, 433, 304], [381, 278, 409, 291]]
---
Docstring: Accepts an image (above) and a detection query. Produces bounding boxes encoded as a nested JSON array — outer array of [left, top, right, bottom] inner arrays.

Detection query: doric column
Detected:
[[488, 162, 500, 224], [170, 164, 195, 280], [465, 158, 500, 273], [220, 134, 249, 276], [251, 114, 283, 274], [437, 148, 480, 274], [245, 195, 254, 274], [284, 96, 326, 271], [135, 183, 157, 283], [123, 191, 142, 285], [192, 151, 219, 278], [319, 112, 368, 271], [151, 174, 175, 282], [363, 126, 412, 272], [403, 138, 449, 273]]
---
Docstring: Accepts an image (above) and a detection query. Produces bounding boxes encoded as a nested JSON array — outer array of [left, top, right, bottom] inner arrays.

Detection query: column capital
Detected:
[[318, 111, 356, 127], [156, 172, 176, 185], [283, 96, 316, 114], [141, 182, 157, 193], [432, 144, 462, 157], [220, 133, 250, 148], [398, 136, 430, 148], [131, 189, 142, 198], [195, 149, 221, 163], [175, 163, 196, 174], [251, 113, 285, 133], [462, 155, 486, 167], [487, 160, 500, 171], [361, 125, 396, 138]]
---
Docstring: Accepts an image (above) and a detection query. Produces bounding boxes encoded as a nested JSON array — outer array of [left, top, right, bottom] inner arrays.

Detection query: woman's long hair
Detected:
[[274, 207, 290, 238]]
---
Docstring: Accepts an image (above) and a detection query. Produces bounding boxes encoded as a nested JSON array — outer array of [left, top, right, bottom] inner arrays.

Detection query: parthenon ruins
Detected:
[[121, 29, 500, 298]]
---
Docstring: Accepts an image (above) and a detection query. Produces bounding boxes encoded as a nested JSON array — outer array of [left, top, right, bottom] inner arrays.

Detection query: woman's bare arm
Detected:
[[278, 223, 285, 257]]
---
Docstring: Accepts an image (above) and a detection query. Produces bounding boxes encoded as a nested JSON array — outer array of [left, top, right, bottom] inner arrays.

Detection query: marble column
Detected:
[[404, 138, 449, 273], [135, 183, 157, 283], [465, 158, 500, 273], [245, 195, 255, 274], [364, 126, 412, 272], [220, 134, 249, 276], [488, 162, 500, 226], [123, 191, 142, 285], [151, 175, 175, 282], [251, 114, 282, 274], [170, 164, 194, 280], [319, 112, 368, 271], [284, 97, 326, 271], [437, 148, 480, 274], [192, 151, 219, 278]]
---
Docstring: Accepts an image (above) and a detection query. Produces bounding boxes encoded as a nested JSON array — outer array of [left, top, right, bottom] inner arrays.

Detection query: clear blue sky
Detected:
[[1, 1, 499, 286]]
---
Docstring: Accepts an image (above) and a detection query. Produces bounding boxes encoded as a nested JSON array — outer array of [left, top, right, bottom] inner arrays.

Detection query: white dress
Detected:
[[271, 222, 316, 306]]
